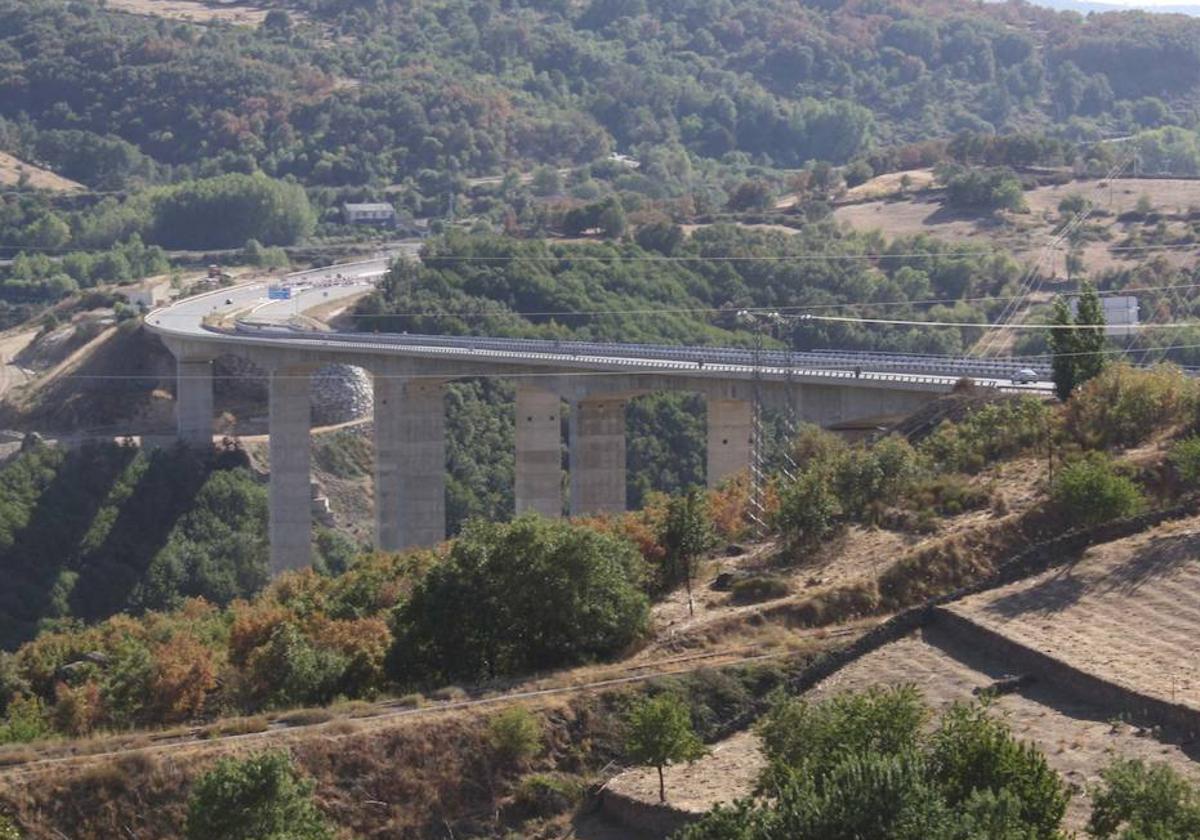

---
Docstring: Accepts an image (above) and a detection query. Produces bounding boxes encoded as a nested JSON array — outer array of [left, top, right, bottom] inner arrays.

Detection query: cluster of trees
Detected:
[[0, 441, 267, 651], [0, 514, 657, 739], [937, 164, 1027, 213], [679, 685, 1200, 839], [0, 236, 169, 304], [2, 0, 1199, 200]]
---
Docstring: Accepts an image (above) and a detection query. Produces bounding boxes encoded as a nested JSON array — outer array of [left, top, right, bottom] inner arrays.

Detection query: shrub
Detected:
[[905, 474, 991, 517], [1066, 364, 1197, 449], [1088, 759, 1200, 838], [775, 471, 841, 553], [1051, 454, 1144, 526], [1169, 436, 1200, 486], [0, 814, 18, 840], [487, 706, 542, 767], [919, 397, 1048, 473], [511, 773, 584, 819], [730, 575, 792, 605], [186, 751, 332, 840], [0, 695, 50, 745]]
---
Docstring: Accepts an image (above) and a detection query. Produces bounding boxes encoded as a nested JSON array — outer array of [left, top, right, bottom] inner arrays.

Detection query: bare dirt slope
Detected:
[[0, 328, 38, 401], [0, 152, 83, 192], [947, 515, 1200, 712]]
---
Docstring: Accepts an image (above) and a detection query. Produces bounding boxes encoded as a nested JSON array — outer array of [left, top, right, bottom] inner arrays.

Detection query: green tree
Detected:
[[392, 516, 649, 682], [1089, 759, 1200, 839], [186, 752, 332, 840], [659, 488, 717, 615], [1049, 296, 1077, 401], [1074, 281, 1107, 385], [627, 694, 707, 803]]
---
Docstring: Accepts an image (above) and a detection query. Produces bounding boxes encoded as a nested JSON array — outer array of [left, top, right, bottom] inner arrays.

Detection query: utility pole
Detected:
[[737, 309, 799, 538]]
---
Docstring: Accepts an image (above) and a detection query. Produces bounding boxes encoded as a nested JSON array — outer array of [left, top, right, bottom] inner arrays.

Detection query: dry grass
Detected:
[[98, 0, 276, 26], [948, 514, 1200, 712], [199, 715, 269, 739], [0, 151, 83, 192], [275, 708, 334, 728], [833, 176, 1200, 276]]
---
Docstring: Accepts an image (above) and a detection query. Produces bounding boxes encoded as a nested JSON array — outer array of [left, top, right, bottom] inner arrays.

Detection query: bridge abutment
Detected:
[[515, 385, 563, 518], [269, 366, 313, 574], [569, 397, 627, 515]]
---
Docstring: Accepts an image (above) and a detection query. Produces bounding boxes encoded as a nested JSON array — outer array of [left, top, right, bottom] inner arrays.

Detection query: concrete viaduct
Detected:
[[148, 263, 1046, 574]]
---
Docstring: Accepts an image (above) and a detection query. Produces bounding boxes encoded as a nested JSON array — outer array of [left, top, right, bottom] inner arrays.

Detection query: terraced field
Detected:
[[810, 628, 1200, 827], [614, 626, 1200, 830], [947, 515, 1200, 712]]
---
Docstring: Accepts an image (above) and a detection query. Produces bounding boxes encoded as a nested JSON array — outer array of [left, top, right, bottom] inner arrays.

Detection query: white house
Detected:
[[342, 202, 397, 227]]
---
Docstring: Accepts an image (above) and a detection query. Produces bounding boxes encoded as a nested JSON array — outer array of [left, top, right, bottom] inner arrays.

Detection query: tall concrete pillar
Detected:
[[176, 358, 214, 447], [569, 397, 626, 515], [707, 398, 753, 488], [515, 386, 562, 518], [373, 372, 403, 551], [375, 379, 446, 549], [269, 368, 312, 574]]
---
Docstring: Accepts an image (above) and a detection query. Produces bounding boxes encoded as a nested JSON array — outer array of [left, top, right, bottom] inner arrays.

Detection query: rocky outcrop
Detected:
[[311, 364, 373, 426]]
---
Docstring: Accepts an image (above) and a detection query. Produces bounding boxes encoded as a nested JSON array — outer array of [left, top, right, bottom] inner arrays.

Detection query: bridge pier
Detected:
[[569, 397, 627, 515], [707, 398, 753, 488], [269, 367, 312, 574], [175, 357, 214, 447], [375, 379, 446, 549], [515, 385, 562, 518], [373, 372, 404, 551]]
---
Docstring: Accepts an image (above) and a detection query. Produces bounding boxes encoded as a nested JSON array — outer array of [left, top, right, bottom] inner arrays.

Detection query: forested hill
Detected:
[[3, 0, 1200, 191]]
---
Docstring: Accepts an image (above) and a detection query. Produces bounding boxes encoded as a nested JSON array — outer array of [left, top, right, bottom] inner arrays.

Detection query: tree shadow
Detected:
[[982, 568, 1089, 619], [68, 444, 237, 622], [1095, 533, 1199, 596], [982, 532, 1200, 621], [0, 442, 139, 649]]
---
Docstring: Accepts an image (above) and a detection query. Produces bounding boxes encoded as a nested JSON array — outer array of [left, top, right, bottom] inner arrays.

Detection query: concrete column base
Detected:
[[707, 398, 753, 488], [516, 386, 563, 518], [176, 358, 214, 447], [569, 398, 627, 515], [269, 368, 312, 574]]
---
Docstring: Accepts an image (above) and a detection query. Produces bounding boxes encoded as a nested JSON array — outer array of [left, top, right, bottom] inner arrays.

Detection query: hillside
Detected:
[[3, 0, 1200, 194], [835, 173, 1200, 277], [5, 362, 1200, 837]]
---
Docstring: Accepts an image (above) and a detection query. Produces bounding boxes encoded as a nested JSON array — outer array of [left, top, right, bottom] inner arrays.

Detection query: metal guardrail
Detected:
[[227, 322, 1044, 386]]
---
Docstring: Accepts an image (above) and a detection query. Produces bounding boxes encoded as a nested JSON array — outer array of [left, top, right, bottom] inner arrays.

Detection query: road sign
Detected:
[[267, 285, 292, 300]]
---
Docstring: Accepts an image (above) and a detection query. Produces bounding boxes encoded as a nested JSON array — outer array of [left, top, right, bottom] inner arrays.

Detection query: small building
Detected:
[[342, 202, 397, 227], [123, 278, 173, 309], [1069, 294, 1139, 338]]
